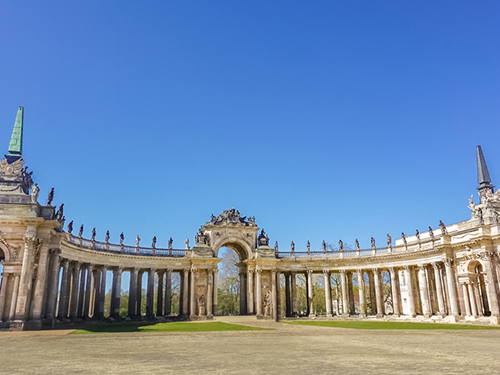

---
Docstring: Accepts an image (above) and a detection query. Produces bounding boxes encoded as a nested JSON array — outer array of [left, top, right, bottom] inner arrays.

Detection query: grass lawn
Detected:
[[71, 321, 268, 334], [284, 320, 500, 330]]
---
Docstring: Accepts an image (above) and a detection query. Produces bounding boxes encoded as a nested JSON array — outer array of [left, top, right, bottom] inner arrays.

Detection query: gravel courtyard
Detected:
[[1, 317, 499, 375]]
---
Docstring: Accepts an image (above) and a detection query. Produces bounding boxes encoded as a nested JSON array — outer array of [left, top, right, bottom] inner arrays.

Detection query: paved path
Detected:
[[0, 316, 499, 374]]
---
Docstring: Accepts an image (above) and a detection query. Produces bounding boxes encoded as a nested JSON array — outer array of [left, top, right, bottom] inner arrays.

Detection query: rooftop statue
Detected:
[[210, 208, 255, 226], [386, 234, 392, 247], [307, 241, 311, 253], [401, 232, 407, 245], [258, 229, 269, 247], [415, 229, 420, 242], [439, 220, 448, 235], [46, 188, 54, 206], [291, 241, 295, 252], [168, 237, 173, 249], [91, 228, 96, 241], [371, 237, 376, 249], [185, 238, 190, 249], [195, 227, 210, 246], [78, 225, 84, 238], [30, 183, 39, 203], [55, 203, 64, 221], [322, 240, 326, 252], [355, 239, 360, 250], [428, 226, 434, 241], [152, 236, 157, 249], [120, 233, 124, 245], [105, 230, 110, 244], [339, 239, 343, 251], [135, 235, 141, 247], [274, 241, 278, 252], [67, 220, 73, 234]]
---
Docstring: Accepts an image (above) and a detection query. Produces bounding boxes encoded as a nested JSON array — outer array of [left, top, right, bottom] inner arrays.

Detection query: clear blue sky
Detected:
[[1, 1, 500, 251]]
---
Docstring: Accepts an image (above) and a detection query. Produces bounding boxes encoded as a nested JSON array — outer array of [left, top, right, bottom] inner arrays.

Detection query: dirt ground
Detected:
[[1, 316, 499, 374]]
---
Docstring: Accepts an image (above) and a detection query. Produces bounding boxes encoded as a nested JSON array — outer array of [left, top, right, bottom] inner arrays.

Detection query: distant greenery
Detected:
[[285, 320, 500, 330], [71, 322, 267, 334]]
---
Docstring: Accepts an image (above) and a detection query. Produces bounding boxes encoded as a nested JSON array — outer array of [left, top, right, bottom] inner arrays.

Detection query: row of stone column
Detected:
[[278, 259, 473, 319]]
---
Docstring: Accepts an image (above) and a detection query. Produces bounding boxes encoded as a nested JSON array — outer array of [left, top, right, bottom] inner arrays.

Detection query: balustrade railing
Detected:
[[65, 235, 187, 258]]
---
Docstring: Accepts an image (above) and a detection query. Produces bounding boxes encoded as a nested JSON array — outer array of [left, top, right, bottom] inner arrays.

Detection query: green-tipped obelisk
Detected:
[[5, 106, 24, 163]]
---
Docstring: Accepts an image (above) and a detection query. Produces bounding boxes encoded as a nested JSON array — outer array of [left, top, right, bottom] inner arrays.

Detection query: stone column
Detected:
[[0, 273, 9, 320], [467, 282, 478, 317], [341, 270, 349, 316], [247, 269, 254, 315], [189, 268, 196, 318], [239, 271, 246, 315], [418, 264, 432, 318], [69, 262, 82, 319], [182, 269, 189, 317], [285, 273, 291, 317], [388, 267, 400, 316], [368, 270, 377, 315], [156, 270, 164, 317], [14, 236, 36, 322], [77, 266, 87, 318], [307, 270, 314, 317], [110, 267, 122, 318], [290, 271, 296, 315], [411, 267, 422, 314], [98, 265, 108, 318], [128, 268, 138, 318], [83, 264, 94, 319], [212, 269, 218, 316], [271, 269, 277, 321], [9, 274, 20, 320], [373, 268, 384, 317], [481, 253, 500, 319], [58, 259, 70, 319], [255, 267, 262, 318], [432, 262, 446, 316], [404, 265, 416, 317], [347, 272, 355, 315], [92, 268, 101, 318], [462, 283, 472, 316], [136, 270, 143, 317], [207, 269, 213, 318], [324, 270, 332, 317], [44, 249, 61, 321], [164, 269, 172, 316], [146, 268, 155, 318], [357, 269, 366, 317], [29, 240, 50, 325], [443, 258, 459, 316]]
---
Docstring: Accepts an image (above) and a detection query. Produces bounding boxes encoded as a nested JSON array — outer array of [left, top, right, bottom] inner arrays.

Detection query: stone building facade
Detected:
[[0, 108, 499, 330]]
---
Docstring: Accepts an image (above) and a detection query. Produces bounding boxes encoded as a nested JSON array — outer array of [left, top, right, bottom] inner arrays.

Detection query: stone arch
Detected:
[[465, 259, 490, 316], [0, 241, 11, 263], [212, 236, 253, 261]]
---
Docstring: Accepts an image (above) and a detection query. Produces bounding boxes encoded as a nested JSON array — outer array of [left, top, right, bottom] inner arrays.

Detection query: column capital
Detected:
[[356, 268, 364, 274], [371, 267, 379, 274], [60, 258, 69, 267], [190, 266, 197, 273], [255, 267, 262, 274], [431, 262, 441, 270], [115, 266, 124, 273], [306, 269, 313, 275], [340, 269, 346, 275], [130, 267, 139, 274], [417, 263, 426, 271], [166, 268, 173, 273], [148, 267, 156, 273], [403, 264, 412, 271], [247, 269, 254, 275], [49, 248, 61, 257], [208, 268, 214, 275], [87, 263, 94, 271], [443, 257, 453, 267], [388, 266, 397, 274], [73, 261, 82, 269], [323, 269, 330, 275]]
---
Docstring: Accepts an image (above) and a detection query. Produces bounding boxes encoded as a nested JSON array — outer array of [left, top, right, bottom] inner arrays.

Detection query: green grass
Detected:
[[284, 320, 500, 330], [70, 321, 268, 334]]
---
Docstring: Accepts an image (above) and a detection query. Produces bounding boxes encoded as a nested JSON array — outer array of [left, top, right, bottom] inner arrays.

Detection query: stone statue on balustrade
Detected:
[[120, 232, 124, 245], [415, 229, 420, 243], [91, 228, 96, 241], [185, 238, 190, 249], [291, 241, 295, 253], [428, 227, 434, 241], [168, 237, 173, 249], [339, 239, 343, 251], [307, 241, 311, 253], [46, 187, 54, 206], [105, 230, 110, 244], [355, 239, 360, 250], [30, 183, 39, 203], [55, 203, 64, 221], [322, 240, 326, 252], [195, 227, 210, 246], [371, 237, 376, 249], [78, 224, 84, 238], [386, 234, 392, 247], [152, 236, 157, 249], [274, 241, 278, 252], [67, 220, 73, 234], [135, 235, 141, 247], [439, 220, 448, 235], [258, 229, 270, 247], [401, 232, 407, 245]]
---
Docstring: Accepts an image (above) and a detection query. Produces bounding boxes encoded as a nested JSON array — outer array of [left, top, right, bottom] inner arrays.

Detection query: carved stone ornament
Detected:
[[210, 208, 256, 226], [0, 158, 34, 194], [257, 229, 269, 247], [195, 227, 210, 246]]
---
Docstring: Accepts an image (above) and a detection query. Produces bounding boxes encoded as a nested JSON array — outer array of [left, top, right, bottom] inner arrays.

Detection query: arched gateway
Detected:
[[1, 108, 500, 330]]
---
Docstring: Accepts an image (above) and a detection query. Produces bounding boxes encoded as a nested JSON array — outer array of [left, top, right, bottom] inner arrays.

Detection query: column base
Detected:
[[376, 313, 384, 318], [423, 314, 431, 319], [256, 313, 263, 319], [326, 313, 332, 318], [490, 316, 499, 325], [444, 315, 460, 323], [8, 319, 27, 331], [308, 313, 316, 318], [358, 313, 367, 318], [342, 313, 350, 318]]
